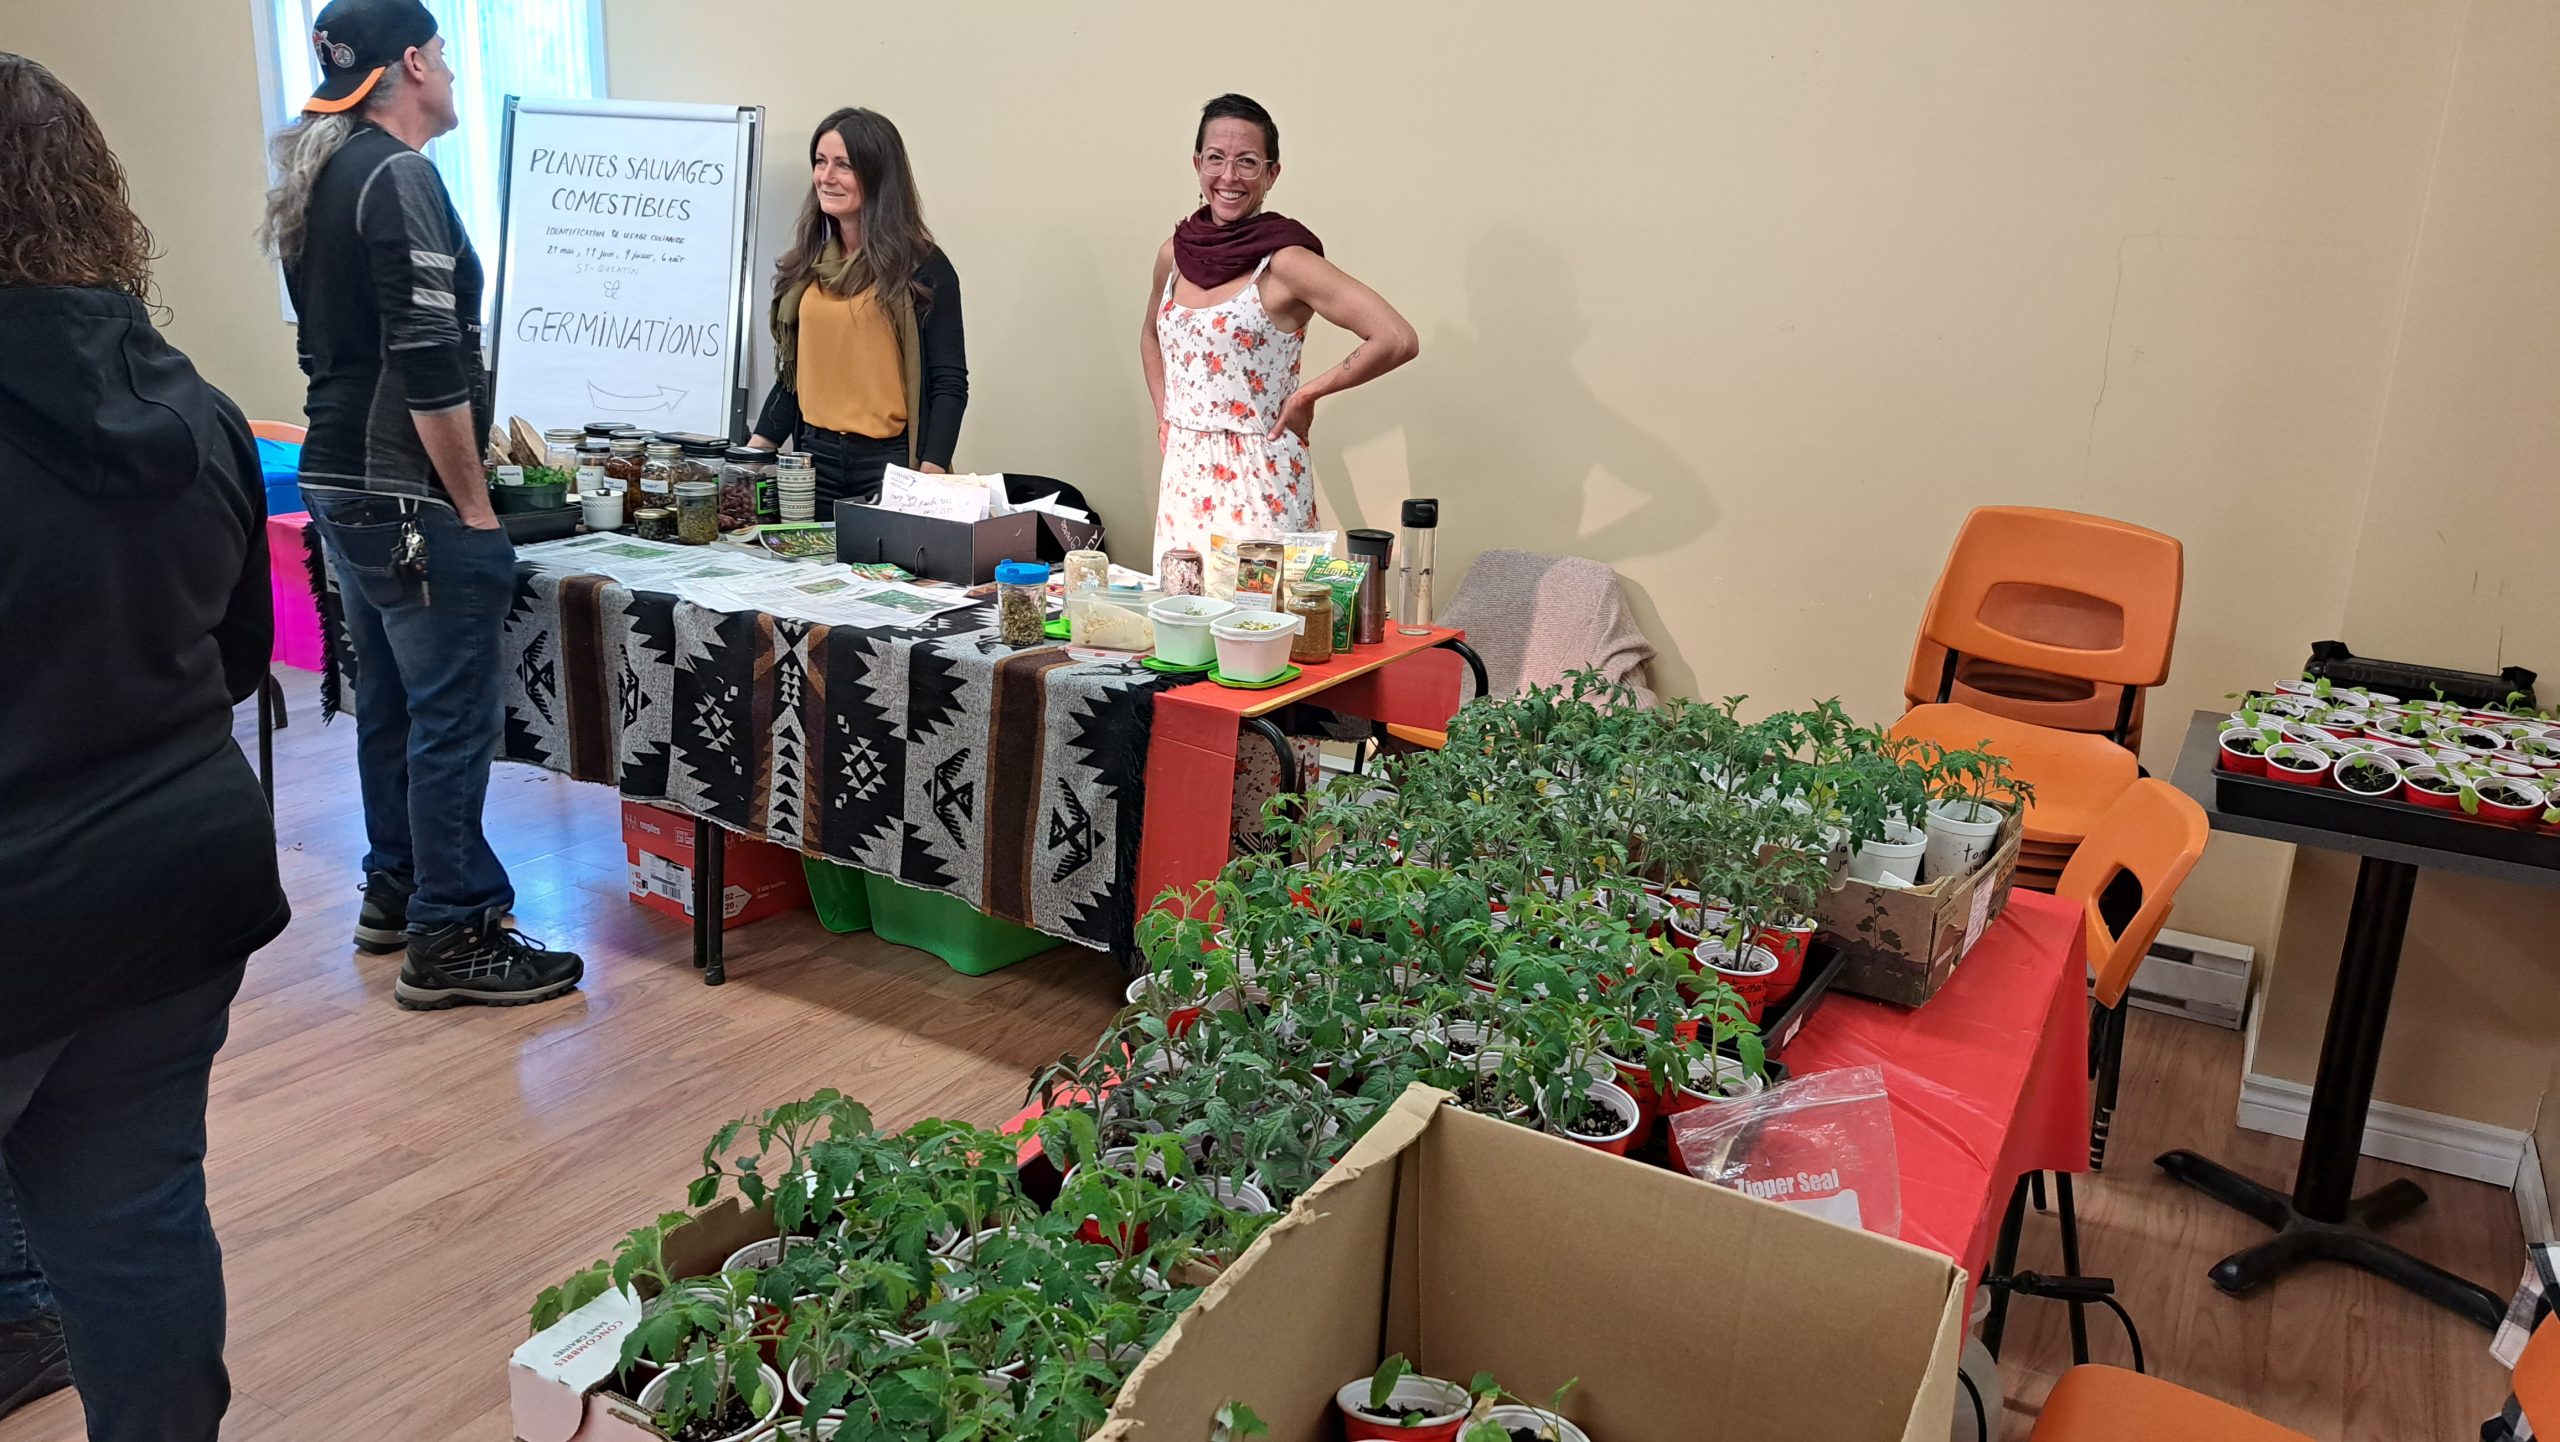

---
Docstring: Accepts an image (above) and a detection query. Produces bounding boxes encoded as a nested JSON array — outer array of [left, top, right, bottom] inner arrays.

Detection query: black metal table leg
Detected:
[[1981, 1174, 2029, 1358], [692, 816, 727, 986], [2154, 854, 2503, 1327]]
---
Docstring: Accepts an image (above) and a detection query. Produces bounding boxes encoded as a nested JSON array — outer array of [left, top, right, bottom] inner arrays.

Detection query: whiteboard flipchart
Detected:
[[489, 96, 763, 440]]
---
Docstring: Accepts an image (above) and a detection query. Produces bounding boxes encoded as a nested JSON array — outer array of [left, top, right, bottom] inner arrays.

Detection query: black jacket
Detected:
[[0, 287, 290, 1054], [754, 247, 968, 467]]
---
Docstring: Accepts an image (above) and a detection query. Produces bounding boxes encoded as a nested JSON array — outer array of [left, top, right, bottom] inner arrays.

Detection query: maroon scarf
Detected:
[[1171, 206, 1325, 288]]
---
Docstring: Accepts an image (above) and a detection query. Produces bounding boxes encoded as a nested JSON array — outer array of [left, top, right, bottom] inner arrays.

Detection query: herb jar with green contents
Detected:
[[632, 506, 676, 542], [995, 560, 1051, 648], [674, 481, 719, 545]]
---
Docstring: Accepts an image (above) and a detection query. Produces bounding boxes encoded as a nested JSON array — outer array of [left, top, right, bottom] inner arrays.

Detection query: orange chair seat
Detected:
[[2030, 1366, 2312, 1441], [1382, 723, 1447, 751], [1892, 703, 2139, 847]]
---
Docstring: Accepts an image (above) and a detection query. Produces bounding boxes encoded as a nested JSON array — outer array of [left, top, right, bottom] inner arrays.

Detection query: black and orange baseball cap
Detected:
[[303, 0, 437, 115]]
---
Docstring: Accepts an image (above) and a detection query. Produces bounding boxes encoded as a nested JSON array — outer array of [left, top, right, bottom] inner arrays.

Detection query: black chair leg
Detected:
[[1982, 1174, 2030, 1359], [2091, 1003, 2129, 1172], [256, 670, 279, 813], [2030, 1170, 2047, 1213], [2057, 1171, 2091, 1365]]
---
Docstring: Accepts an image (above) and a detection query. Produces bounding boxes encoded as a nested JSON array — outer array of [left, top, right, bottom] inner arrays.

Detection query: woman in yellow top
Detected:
[[749, 108, 966, 506]]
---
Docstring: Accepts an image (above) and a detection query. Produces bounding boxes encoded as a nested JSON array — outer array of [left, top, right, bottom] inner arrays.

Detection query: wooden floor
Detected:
[[0, 669, 2522, 1439]]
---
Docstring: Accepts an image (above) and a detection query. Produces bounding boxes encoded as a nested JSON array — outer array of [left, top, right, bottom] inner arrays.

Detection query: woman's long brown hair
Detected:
[[0, 54, 156, 303], [772, 107, 934, 308]]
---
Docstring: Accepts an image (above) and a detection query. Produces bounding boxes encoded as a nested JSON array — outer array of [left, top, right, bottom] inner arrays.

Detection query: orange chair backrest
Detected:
[[249, 419, 307, 444], [1919, 507, 2183, 690], [2056, 779, 2209, 1007], [2517, 1314, 2560, 1426]]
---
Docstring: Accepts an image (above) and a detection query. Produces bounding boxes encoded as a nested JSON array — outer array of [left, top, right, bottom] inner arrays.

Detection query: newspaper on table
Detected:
[[516, 535, 977, 629]]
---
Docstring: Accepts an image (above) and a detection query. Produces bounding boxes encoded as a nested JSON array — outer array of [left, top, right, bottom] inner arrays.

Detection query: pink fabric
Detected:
[[1780, 887, 2091, 1298], [267, 511, 326, 673]]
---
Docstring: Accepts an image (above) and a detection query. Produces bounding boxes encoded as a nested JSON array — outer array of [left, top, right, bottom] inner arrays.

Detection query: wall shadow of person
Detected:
[[1313, 227, 1716, 574]]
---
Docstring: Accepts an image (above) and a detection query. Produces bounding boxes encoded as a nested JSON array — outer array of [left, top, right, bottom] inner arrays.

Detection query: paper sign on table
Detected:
[[879, 464, 1002, 523]]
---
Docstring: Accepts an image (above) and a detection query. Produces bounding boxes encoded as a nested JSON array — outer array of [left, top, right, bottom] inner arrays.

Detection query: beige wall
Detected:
[[19, 2, 2555, 1124], [11, 0, 308, 422], [2248, 0, 2560, 1130]]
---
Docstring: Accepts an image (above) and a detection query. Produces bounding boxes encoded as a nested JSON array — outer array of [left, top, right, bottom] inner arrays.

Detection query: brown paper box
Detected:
[[1097, 1086, 1963, 1442], [1813, 810, 2025, 1007]]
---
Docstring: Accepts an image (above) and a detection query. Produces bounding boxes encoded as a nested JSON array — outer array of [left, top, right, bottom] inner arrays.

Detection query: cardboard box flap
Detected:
[[510, 1287, 641, 1442]]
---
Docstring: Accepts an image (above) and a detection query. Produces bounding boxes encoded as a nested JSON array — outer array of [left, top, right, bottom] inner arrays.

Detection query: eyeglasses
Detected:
[[1196, 151, 1267, 181]]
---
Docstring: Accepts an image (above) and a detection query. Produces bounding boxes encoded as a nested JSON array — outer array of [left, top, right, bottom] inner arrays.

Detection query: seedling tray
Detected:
[[2213, 762, 2560, 868], [1760, 942, 1847, 1058]]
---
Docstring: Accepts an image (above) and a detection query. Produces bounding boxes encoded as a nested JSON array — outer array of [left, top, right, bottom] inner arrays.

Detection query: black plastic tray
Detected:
[[1759, 941, 1846, 1060], [501, 504, 579, 545], [2213, 764, 2560, 869], [2302, 641, 2535, 711]]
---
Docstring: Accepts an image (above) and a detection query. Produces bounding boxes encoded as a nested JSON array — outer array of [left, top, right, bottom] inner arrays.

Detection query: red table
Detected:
[[1133, 626, 1475, 915], [1780, 886, 2091, 1302]]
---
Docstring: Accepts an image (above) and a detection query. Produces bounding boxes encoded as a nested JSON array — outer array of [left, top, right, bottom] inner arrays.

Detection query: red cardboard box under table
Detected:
[[621, 801, 808, 930]]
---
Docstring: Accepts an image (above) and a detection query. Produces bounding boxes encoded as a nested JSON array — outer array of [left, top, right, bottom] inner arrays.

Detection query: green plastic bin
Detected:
[[862, 872, 1058, 976], [801, 858, 874, 934]]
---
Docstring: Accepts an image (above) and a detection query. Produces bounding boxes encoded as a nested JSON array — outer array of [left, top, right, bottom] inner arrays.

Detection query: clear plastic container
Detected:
[[1066, 585, 1162, 651], [1062, 549, 1111, 594], [995, 560, 1051, 647]]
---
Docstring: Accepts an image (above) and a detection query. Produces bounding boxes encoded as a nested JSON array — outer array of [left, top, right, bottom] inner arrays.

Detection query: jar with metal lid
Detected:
[[604, 436, 646, 486], [1285, 582, 1336, 666], [577, 436, 614, 473], [632, 506, 677, 542], [542, 428, 585, 471], [722, 445, 775, 529], [994, 560, 1051, 647], [673, 481, 719, 545], [1160, 548, 1204, 597], [582, 420, 627, 439], [639, 441, 682, 501]]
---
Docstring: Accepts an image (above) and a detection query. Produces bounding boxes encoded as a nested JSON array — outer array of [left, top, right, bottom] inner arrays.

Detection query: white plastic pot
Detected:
[[722, 1235, 819, 1275], [1197, 1176, 1276, 1214], [1677, 1055, 1770, 1107], [1147, 594, 1235, 666], [1536, 1076, 1642, 1153], [1848, 821, 1927, 886], [1922, 798, 2005, 884], [1210, 611, 1302, 684], [786, 1331, 914, 1411], [636, 1361, 784, 1442], [1487, 1404, 1596, 1442], [580, 489, 624, 532]]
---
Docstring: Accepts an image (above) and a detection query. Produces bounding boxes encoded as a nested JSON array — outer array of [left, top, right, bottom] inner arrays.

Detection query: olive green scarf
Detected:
[[771, 236, 923, 467]]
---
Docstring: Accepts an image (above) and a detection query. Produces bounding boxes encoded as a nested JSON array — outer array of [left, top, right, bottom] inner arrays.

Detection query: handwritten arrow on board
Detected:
[[586, 383, 688, 414]]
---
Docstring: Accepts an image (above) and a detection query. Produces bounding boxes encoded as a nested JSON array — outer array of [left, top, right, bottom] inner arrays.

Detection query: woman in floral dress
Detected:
[[1141, 94, 1419, 572]]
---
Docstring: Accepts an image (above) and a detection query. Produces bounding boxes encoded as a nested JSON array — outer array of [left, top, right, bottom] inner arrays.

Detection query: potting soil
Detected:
[[670, 1397, 759, 1442]]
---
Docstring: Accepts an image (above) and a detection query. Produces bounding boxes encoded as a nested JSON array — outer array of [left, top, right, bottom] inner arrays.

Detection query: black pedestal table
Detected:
[[2165, 710, 2560, 1328]]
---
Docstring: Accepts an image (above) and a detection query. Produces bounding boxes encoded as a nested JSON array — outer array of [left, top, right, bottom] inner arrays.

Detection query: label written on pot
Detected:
[[1961, 877, 1997, 955]]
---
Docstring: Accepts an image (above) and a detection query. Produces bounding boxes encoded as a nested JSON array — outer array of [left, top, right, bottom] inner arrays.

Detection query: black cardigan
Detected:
[[754, 247, 968, 468]]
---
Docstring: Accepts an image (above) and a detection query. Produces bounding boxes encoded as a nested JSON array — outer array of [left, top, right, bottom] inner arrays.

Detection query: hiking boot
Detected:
[[0, 1312, 70, 1419], [396, 918, 584, 1010], [354, 871, 414, 954]]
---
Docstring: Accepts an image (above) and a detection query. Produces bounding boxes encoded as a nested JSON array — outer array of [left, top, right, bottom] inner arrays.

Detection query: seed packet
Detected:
[[1233, 540, 1285, 610], [1301, 556, 1365, 652]]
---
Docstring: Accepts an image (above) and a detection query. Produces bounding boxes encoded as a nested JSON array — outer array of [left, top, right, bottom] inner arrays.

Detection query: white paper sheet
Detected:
[[878, 465, 1002, 523]]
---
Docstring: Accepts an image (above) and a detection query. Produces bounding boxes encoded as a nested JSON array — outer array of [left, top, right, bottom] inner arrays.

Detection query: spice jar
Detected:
[[639, 442, 682, 502], [674, 480, 719, 545], [677, 437, 726, 484], [632, 506, 677, 542], [994, 560, 1051, 648], [775, 452, 817, 522], [1160, 548, 1203, 597], [721, 445, 774, 530], [543, 428, 585, 472], [577, 436, 613, 473], [582, 420, 627, 440], [1062, 549, 1110, 595], [1285, 582, 1336, 666], [604, 436, 646, 487]]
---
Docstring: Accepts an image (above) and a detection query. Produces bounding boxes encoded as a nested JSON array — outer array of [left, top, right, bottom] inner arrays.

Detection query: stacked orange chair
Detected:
[[1890, 507, 2183, 890]]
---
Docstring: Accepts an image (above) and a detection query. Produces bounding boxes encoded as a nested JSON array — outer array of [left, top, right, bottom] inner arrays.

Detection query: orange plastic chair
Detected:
[[1903, 642, 2150, 752], [1891, 507, 2183, 856], [2027, 1365, 2313, 1441], [2517, 1312, 2560, 1429], [249, 419, 307, 444], [1983, 780, 2208, 1369]]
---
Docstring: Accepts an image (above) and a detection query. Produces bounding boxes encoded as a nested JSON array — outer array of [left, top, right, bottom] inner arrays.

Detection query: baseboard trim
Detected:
[[2237, 1071, 2527, 1187], [2521, 1137, 2557, 1245]]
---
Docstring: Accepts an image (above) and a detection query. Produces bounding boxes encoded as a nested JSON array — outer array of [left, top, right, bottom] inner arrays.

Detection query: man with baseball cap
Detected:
[[270, 0, 585, 1011]]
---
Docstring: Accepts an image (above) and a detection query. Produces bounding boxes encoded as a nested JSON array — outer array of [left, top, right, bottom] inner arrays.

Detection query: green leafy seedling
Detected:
[[1214, 1401, 1271, 1440], [1368, 1353, 1413, 1414]]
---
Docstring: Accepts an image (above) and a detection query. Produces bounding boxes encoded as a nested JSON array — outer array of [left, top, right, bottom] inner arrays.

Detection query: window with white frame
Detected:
[[256, 0, 608, 319]]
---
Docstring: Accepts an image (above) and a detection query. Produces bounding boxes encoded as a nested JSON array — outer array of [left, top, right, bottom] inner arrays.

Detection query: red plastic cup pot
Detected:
[[2263, 743, 2332, 788], [2331, 753, 2404, 801], [2472, 778, 2546, 827], [1334, 1375, 1473, 1442], [1486, 1405, 1594, 1442], [1124, 975, 1204, 1036], [1752, 917, 1814, 995], [2217, 730, 2271, 776], [1539, 1076, 1642, 1157], [1691, 939, 1779, 1022], [2401, 767, 2466, 812]]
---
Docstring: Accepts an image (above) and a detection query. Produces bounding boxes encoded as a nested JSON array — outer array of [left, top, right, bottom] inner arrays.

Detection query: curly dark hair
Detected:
[[0, 53, 156, 301]]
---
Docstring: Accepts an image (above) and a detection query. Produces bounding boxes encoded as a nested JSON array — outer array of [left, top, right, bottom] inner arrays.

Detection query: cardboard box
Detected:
[[834, 500, 1040, 586], [621, 801, 809, 931], [511, 1200, 774, 1442], [1813, 810, 2024, 1007], [1097, 1087, 1963, 1442]]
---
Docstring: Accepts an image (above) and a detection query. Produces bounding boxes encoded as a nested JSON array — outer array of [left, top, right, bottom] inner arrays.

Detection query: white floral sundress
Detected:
[[1151, 254, 1315, 572]]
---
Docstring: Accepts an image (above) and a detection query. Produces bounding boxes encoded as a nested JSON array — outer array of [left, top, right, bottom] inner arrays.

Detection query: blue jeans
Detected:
[[0, 963, 244, 1442], [0, 1172, 53, 1323], [305, 493, 519, 932]]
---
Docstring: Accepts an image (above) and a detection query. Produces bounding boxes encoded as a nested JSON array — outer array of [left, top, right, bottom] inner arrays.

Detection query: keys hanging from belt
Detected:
[[394, 516, 430, 605]]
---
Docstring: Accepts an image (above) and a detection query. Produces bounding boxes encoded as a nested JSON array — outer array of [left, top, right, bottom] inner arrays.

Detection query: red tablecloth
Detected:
[[1780, 886, 2090, 1293], [267, 511, 327, 673]]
